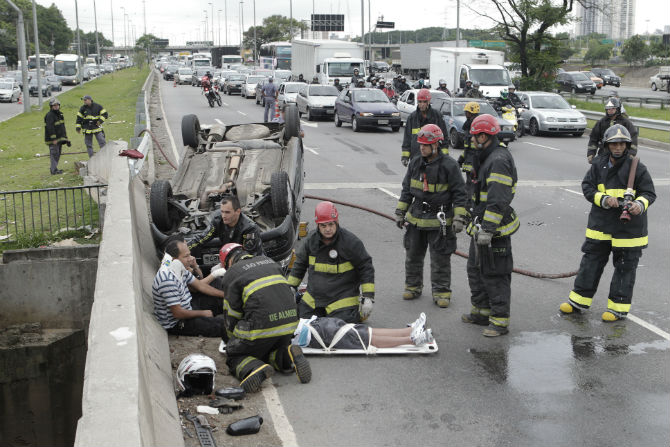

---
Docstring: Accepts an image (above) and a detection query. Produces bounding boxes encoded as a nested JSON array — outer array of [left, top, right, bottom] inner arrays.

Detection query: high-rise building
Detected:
[[574, 0, 635, 40]]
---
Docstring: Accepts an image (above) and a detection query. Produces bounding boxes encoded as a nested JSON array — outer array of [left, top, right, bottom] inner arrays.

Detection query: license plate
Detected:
[[326, 110, 334, 114], [203, 254, 219, 265], [378, 119, 389, 124]]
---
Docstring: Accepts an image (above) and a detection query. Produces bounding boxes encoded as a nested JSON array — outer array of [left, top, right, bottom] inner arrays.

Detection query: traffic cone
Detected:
[[173, 79, 176, 87], [17, 93, 22, 105], [274, 101, 280, 119]]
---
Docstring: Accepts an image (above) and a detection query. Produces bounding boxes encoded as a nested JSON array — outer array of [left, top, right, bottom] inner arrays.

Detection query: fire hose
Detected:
[[304, 194, 577, 280], [137, 128, 179, 170]]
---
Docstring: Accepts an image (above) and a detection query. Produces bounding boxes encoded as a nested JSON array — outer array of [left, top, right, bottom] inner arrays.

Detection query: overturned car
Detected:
[[150, 105, 304, 270]]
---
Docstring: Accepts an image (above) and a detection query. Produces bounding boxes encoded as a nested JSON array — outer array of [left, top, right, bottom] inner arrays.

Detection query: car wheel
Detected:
[[352, 116, 360, 132], [571, 87, 576, 94], [651, 83, 657, 91], [150, 180, 179, 233], [306, 107, 312, 121], [270, 171, 291, 217], [450, 129, 462, 149], [283, 104, 301, 142], [573, 132, 584, 137], [529, 118, 540, 136], [590, 90, 596, 95], [392, 126, 400, 132], [334, 112, 342, 127], [181, 114, 201, 148]]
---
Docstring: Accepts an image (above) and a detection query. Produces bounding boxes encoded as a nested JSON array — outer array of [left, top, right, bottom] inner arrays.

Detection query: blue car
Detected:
[[334, 88, 402, 132], [436, 98, 515, 148]]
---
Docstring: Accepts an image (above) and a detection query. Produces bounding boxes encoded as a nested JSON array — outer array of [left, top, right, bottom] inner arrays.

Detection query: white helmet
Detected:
[[176, 354, 216, 394]]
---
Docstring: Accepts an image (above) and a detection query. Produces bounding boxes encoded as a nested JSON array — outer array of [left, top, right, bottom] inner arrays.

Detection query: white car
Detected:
[[517, 91, 587, 137], [243, 75, 266, 98], [649, 67, 670, 92], [277, 82, 304, 108], [175, 68, 193, 85], [396, 89, 450, 124], [295, 84, 340, 120], [0, 80, 21, 102]]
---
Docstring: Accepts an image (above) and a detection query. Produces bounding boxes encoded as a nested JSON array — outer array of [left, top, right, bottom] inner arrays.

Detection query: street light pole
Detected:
[[240, 1, 244, 58], [453, 0, 460, 93], [31, 0, 42, 107], [121, 6, 126, 49], [204, 10, 208, 44], [110, 0, 115, 48], [224, 0, 228, 45], [6, 0, 30, 113], [218, 9, 222, 46], [253, 0, 256, 63], [143, 0, 146, 36], [289, 0, 293, 41], [209, 2, 214, 46], [94, 0, 101, 65], [75, 0, 83, 84]]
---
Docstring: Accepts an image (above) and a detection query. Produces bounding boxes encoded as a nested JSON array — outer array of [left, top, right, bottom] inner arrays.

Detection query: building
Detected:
[[574, 0, 635, 40]]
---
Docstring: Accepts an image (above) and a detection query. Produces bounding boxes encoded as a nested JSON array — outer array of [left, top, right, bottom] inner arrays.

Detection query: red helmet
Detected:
[[470, 114, 500, 135], [219, 243, 242, 266], [417, 89, 431, 102], [315, 201, 338, 224], [416, 124, 443, 145]]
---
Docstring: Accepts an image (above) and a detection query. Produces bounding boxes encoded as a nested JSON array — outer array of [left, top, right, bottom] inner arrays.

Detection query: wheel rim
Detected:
[[450, 130, 458, 147], [530, 119, 538, 135], [353, 117, 357, 130]]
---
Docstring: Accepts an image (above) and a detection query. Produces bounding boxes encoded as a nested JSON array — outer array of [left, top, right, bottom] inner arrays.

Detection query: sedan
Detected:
[[242, 75, 267, 99], [45, 75, 63, 92], [175, 68, 193, 85], [516, 91, 587, 137], [277, 82, 304, 108], [396, 89, 450, 124], [191, 68, 212, 87], [296, 84, 340, 120], [591, 68, 621, 87], [581, 71, 603, 89], [29, 78, 52, 97], [223, 74, 246, 95], [0, 81, 21, 102], [436, 98, 515, 148], [163, 65, 179, 81], [334, 88, 401, 132], [649, 68, 670, 92], [555, 71, 596, 95]]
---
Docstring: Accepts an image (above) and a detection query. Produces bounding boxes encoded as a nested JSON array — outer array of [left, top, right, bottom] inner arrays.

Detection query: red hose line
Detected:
[[137, 128, 178, 170], [304, 193, 577, 279]]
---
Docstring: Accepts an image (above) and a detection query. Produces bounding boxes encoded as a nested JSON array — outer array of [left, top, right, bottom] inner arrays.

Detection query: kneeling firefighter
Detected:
[[288, 201, 376, 323], [218, 243, 311, 393], [461, 114, 519, 337], [395, 124, 467, 307]]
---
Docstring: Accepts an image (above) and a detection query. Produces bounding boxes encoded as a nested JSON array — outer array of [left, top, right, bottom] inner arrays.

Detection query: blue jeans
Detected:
[[264, 99, 276, 122]]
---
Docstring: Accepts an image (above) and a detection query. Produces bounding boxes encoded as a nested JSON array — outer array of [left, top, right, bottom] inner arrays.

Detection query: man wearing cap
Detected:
[[262, 77, 278, 123], [44, 97, 70, 175], [76, 94, 108, 157]]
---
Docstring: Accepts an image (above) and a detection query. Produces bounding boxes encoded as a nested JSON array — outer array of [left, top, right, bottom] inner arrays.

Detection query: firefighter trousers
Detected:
[[297, 295, 360, 323], [569, 240, 641, 316], [466, 236, 513, 327], [404, 225, 456, 296], [226, 334, 294, 381], [84, 131, 106, 157]]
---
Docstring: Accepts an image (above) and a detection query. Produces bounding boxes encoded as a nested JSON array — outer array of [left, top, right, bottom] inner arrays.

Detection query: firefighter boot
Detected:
[[482, 324, 509, 337], [287, 345, 312, 384], [559, 302, 582, 314], [461, 313, 490, 326], [239, 364, 274, 393], [433, 291, 451, 308], [602, 311, 621, 322], [403, 286, 422, 300]]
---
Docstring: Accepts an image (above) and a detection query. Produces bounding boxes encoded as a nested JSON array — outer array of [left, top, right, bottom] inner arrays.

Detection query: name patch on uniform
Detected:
[[269, 308, 297, 321]]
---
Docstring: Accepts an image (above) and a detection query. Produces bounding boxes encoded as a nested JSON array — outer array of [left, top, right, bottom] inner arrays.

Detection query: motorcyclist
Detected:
[[356, 78, 366, 88], [296, 73, 307, 83], [378, 77, 386, 90], [396, 76, 410, 95], [312, 75, 319, 84], [507, 86, 525, 108], [494, 91, 515, 112], [369, 77, 379, 88], [436, 79, 452, 96], [382, 81, 396, 99], [393, 74, 402, 90], [458, 80, 474, 97], [334, 78, 343, 92], [465, 81, 484, 98], [351, 68, 364, 86], [587, 97, 637, 163], [201, 71, 215, 101]]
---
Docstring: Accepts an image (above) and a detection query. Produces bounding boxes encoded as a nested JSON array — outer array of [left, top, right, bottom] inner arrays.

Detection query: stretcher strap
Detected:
[[307, 323, 373, 353]]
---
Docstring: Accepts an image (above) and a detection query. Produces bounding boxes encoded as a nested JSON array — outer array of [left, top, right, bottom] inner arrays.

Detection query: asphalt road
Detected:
[[159, 77, 670, 446], [0, 83, 78, 123]]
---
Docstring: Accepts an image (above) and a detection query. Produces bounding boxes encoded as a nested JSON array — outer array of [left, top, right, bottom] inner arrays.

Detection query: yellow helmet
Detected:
[[464, 102, 480, 114]]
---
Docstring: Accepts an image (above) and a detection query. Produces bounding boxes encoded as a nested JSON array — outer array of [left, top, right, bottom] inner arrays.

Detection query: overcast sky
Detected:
[[42, 0, 669, 47]]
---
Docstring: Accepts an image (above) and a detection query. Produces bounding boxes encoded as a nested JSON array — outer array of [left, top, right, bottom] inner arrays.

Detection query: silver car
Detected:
[[175, 68, 193, 85], [277, 82, 304, 108], [0, 80, 21, 102], [396, 89, 449, 124], [517, 91, 587, 137], [243, 75, 266, 98], [295, 84, 340, 120], [649, 67, 670, 92]]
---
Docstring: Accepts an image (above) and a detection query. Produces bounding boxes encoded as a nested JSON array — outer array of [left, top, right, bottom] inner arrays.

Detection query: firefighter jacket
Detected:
[[465, 139, 520, 238], [75, 101, 108, 134], [581, 154, 655, 249], [396, 153, 467, 230], [44, 109, 68, 144], [588, 115, 638, 158], [189, 212, 264, 256], [288, 227, 375, 311], [402, 106, 449, 160], [459, 114, 478, 172], [222, 255, 298, 341]]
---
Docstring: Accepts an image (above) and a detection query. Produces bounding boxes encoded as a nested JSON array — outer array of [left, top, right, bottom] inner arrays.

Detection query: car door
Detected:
[[278, 84, 286, 106], [339, 90, 354, 122], [398, 91, 414, 122], [297, 86, 308, 113], [518, 94, 531, 128]]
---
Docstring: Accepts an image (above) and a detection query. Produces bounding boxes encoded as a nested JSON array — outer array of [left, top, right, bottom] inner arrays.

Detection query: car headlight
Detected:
[[391, 112, 400, 117], [546, 117, 556, 122], [576, 84, 582, 87], [502, 125, 513, 132], [359, 112, 373, 116]]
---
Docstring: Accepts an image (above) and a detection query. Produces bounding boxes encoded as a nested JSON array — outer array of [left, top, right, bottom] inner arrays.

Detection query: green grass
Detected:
[[568, 98, 670, 121], [585, 119, 669, 143]]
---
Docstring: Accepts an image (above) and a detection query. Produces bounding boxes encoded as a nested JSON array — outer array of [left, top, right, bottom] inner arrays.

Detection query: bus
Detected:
[[54, 54, 81, 85], [192, 52, 212, 69], [259, 42, 291, 70], [28, 54, 54, 70], [221, 55, 243, 69]]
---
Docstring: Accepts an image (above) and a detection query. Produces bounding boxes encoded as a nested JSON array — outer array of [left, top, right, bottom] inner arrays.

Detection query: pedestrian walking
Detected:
[[75, 95, 108, 157], [44, 97, 70, 175], [262, 77, 278, 123]]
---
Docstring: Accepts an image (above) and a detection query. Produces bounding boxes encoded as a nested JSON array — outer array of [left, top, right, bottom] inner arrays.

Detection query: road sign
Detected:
[[469, 40, 483, 47], [311, 14, 345, 32], [376, 21, 395, 29], [154, 39, 169, 47], [600, 39, 613, 44], [485, 41, 506, 48], [186, 41, 213, 46]]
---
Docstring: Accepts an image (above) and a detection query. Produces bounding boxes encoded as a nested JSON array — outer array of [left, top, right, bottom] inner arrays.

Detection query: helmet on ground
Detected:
[[315, 201, 339, 224], [416, 124, 444, 145], [604, 124, 632, 145], [176, 354, 216, 395], [49, 97, 60, 106], [219, 242, 243, 266], [417, 89, 431, 101], [470, 114, 500, 135], [605, 97, 621, 115], [500, 91, 509, 100], [464, 101, 480, 114]]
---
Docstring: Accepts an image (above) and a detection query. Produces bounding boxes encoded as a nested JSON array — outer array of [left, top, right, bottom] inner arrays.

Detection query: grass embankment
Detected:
[[568, 98, 670, 143]]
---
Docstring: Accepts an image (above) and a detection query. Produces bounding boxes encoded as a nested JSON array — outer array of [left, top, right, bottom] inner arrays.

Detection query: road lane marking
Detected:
[[237, 111, 247, 116], [523, 141, 561, 151], [215, 118, 224, 124], [628, 314, 670, 341], [305, 180, 670, 190], [306, 182, 400, 190], [561, 188, 583, 196], [301, 120, 318, 127], [222, 102, 229, 106], [378, 187, 400, 199], [263, 381, 298, 446], [303, 145, 319, 155], [158, 79, 180, 164]]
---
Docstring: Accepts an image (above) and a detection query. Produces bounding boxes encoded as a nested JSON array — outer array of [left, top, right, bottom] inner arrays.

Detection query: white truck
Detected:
[[429, 47, 510, 98], [291, 39, 366, 86]]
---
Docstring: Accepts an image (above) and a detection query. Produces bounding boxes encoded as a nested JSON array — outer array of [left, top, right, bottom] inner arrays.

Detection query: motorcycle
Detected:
[[203, 85, 222, 108], [500, 105, 525, 138]]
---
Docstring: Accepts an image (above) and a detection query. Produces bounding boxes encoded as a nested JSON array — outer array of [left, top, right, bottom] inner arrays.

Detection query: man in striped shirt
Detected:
[[152, 239, 227, 337]]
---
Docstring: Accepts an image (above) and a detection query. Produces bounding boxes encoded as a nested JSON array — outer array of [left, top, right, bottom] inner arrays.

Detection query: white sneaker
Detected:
[[411, 328, 434, 346], [408, 312, 427, 332]]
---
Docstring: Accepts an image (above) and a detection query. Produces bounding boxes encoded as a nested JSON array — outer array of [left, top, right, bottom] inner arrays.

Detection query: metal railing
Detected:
[[0, 184, 107, 243], [578, 109, 670, 132], [559, 91, 670, 108]]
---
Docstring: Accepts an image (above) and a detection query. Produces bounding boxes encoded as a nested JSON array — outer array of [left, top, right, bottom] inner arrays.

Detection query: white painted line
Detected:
[[628, 314, 670, 341], [263, 381, 298, 446], [237, 111, 247, 116], [561, 188, 583, 196], [158, 79, 180, 165], [303, 145, 319, 155], [523, 141, 560, 151], [305, 180, 669, 190], [215, 118, 224, 125], [378, 187, 400, 199], [305, 182, 402, 190], [301, 120, 318, 128]]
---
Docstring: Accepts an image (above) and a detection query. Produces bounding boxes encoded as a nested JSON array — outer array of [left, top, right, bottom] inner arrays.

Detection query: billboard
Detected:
[[311, 14, 345, 32]]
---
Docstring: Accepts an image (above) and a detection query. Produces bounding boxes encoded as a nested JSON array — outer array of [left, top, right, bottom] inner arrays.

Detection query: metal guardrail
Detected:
[[578, 109, 670, 132], [0, 184, 107, 243], [559, 91, 670, 108]]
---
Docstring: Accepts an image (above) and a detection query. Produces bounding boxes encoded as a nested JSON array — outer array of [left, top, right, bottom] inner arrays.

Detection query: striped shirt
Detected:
[[152, 269, 195, 329]]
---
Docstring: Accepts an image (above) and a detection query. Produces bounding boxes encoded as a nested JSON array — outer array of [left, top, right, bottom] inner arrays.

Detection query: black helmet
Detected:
[[605, 97, 621, 116], [603, 124, 631, 158], [206, 71, 211, 76], [334, 78, 340, 83]]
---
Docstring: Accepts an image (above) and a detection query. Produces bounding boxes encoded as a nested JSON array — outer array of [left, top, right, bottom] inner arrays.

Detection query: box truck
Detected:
[[291, 39, 366, 86]]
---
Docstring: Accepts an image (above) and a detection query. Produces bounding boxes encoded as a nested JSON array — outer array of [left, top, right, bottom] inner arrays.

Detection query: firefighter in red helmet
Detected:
[[288, 201, 376, 323], [400, 89, 449, 167]]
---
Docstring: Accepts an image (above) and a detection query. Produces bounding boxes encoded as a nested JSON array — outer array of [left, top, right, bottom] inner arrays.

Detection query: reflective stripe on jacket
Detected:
[[401, 106, 449, 160], [44, 109, 68, 144], [75, 101, 108, 134], [587, 115, 638, 157]]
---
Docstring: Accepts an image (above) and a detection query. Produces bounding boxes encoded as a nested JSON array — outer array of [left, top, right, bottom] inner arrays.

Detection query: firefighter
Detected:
[[461, 114, 519, 337], [218, 243, 311, 393], [44, 97, 70, 175], [587, 97, 638, 163], [75, 94, 108, 157], [288, 201, 375, 323], [395, 124, 467, 308], [560, 125, 655, 321], [401, 89, 449, 166]]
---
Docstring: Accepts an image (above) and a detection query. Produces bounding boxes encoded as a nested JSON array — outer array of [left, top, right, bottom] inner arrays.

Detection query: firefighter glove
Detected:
[[476, 229, 494, 246], [401, 156, 409, 167], [210, 263, 227, 278], [395, 213, 406, 229], [452, 216, 466, 234], [359, 297, 374, 321]]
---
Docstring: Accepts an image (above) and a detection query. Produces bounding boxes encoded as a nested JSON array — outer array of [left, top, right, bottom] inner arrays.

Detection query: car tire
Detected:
[[352, 116, 360, 132], [150, 180, 178, 233], [306, 107, 312, 121], [590, 90, 596, 95], [573, 132, 584, 137], [334, 112, 342, 127], [651, 83, 657, 91], [392, 126, 400, 132], [270, 171, 290, 217], [571, 87, 576, 94], [450, 129, 462, 149], [181, 114, 201, 149], [283, 104, 300, 141], [515, 122, 525, 138], [529, 118, 540, 136]]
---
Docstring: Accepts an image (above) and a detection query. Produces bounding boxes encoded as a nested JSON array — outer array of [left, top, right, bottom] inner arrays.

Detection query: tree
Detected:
[[583, 39, 612, 65], [621, 35, 649, 66], [242, 15, 306, 58], [80, 31, 112, 55], [134, 33, 168, 51]]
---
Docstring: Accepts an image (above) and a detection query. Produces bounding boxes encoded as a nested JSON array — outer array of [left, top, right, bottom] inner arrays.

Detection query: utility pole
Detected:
[[360, 0, 364, 50], [31, 0, 42, 107], [75, 0, 83, 84], [110, 0, 115, 48], [240, 1, 244, 58], [253, 0, 256, 63], [121, 6, 126, 49], [289, 0, 293, 41], [143, 0, 146, 36], [453, 0, 460, 93], [218, 9, 222, 46], [368, 0, 372, 69], [94, 0, 100, 65], [210, 2, 214, 46], [224, 0, 228, 45], [6, 0, 30, 113]]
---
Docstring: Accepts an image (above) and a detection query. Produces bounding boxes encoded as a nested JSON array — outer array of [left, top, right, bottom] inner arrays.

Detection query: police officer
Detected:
[[44, 97, 69, 175], [436, 79, 452, 96], [76, 94, 108, 157], [189, 195, 264, 257], [395, 124, 467, 308], [218, 243, 311, 393], [350, 68, 364, 86], [461, 114, 519, 337], [401, 89, 449, 166], [465, 81, 484, 98], [560, 125, 655, 322], [587, 97, 638, 163], [458, 102, 481, 204], [333, 78, 343, 92], [288, 201, 375, 323]]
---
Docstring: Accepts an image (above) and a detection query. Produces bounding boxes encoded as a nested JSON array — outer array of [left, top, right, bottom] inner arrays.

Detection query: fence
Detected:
[[577, 109, 670, 132], [0, 184, 107, 243], [558, 91, 670, 109]]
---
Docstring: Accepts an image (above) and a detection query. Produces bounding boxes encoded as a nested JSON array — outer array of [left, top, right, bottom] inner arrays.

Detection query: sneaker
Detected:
[[411, 328, 434, 346], [559, 302, 581, 314], [407, 312, 427, 331], [482, 324, 509, 337], [602, 311, 621, 322], [403, 288, 422, 300], [287, 344, 312, 384], [239, 364, 274, 393], [461, 313, 489, 326]]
